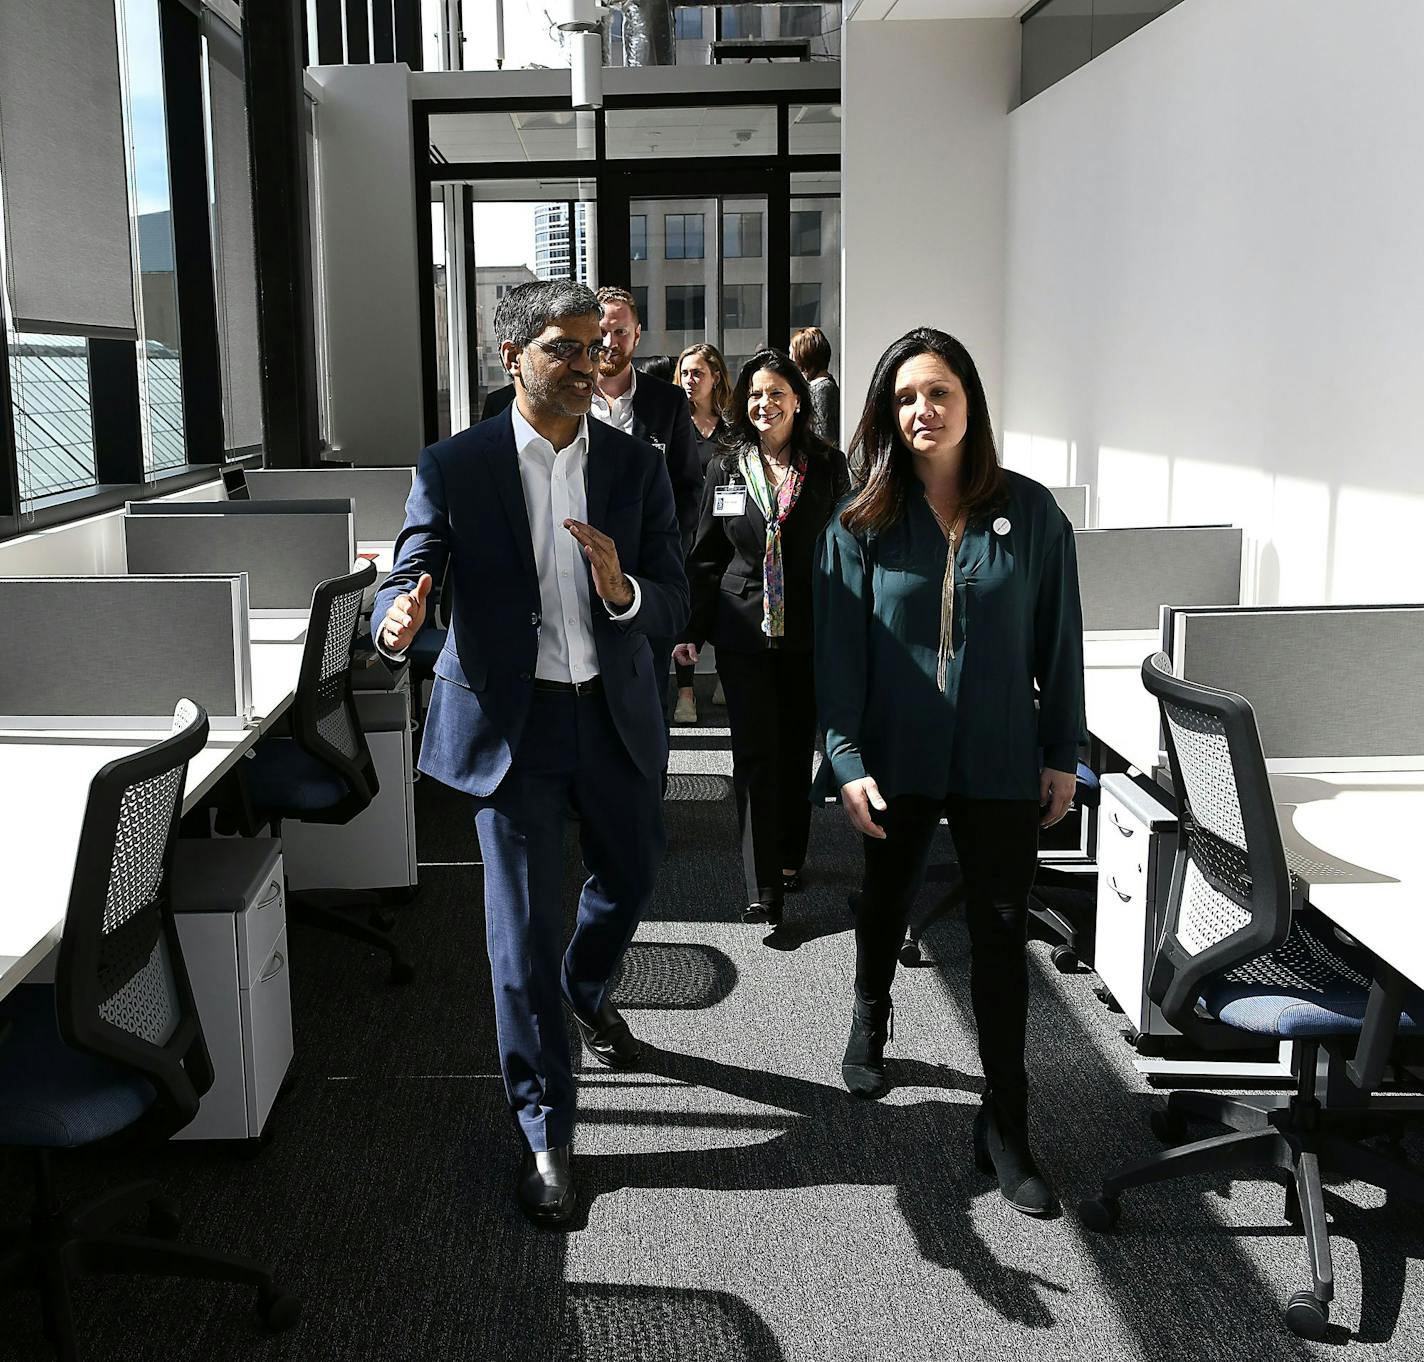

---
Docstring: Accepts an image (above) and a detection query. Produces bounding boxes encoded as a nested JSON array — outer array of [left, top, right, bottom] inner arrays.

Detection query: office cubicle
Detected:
[[1048, 485, 1090, 529], [1167, 604, 1424, 770], [0, 576, 253, 728], [243, 467, 414, 542], [124, 499, 356, 616], [1076, 526, 1243, 631]]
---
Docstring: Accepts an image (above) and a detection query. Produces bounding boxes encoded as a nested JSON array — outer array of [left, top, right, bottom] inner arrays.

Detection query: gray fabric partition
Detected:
[[1076, 526, 1242, 630], [1048, 485, 1089, 529], [0, 577, 248, 726], [0, 0, 137, 337], [1175, 607, 1424, 761], [124, 505, 354, 612], [244, 468, 414, 541]]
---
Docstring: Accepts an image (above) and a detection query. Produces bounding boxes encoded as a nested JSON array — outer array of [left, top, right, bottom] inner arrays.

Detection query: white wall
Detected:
[[1002, 0, 1424, 605], [308, 64, 425, 466], [842, 18, 1019, 439], [0, 478, 223, 577]]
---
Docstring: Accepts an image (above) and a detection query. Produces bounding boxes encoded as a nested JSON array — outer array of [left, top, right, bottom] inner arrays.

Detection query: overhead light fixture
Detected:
[[552, 1, 610, 110]]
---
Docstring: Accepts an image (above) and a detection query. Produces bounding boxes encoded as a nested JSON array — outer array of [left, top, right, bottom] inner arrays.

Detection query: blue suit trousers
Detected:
[[474, 687, 664, 1151]]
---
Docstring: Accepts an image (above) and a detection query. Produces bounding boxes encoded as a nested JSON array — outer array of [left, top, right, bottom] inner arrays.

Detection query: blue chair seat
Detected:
[[1200, 914, 1424, 1039], [244, 737, 350, 813], [406, 627, 447, 671], [1075, 762, 1100, 808], [0, 985, 156, 1148]]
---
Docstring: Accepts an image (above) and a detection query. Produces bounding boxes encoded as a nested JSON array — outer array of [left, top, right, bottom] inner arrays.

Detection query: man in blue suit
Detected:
[[374, 281, 689, 1226]]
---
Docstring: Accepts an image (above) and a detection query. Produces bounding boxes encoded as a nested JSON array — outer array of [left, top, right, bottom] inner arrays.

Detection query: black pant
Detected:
[[650, 636, 676, 721], [716, 648, 817, 905], [674, 659, 695, 688], [856, 795, 1040, 1112]]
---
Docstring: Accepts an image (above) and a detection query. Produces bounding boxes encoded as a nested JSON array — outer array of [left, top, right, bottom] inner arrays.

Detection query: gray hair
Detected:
[[492, 280, 600, 348]]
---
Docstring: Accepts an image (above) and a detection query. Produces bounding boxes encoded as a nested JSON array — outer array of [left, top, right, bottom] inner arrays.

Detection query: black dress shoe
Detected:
[[841, 997, 893, 1100], [972, 1096, 1057, 1217], [564, 996, 642, 1070], [782, 872, 804, 894], [517, 1145, 576, 1226]]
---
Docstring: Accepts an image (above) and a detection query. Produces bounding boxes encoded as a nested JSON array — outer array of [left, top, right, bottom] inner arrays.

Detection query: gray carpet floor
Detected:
[[3, 678, 1422, 1360]]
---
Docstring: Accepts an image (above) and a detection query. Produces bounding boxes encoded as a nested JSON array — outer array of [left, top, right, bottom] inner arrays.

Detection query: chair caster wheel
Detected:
[[389, 959, 415, 986], [1050, 944, 1079, 973], [899, 940, 922, 967], [146, 1194, 182, 1238], [1078, 1196, 1120, 1232], [1150, 1106, 1187, 1144], [257, 1283, 301, 1332], [368, 908, 397, 933], [1284, 1290, 1328, 1340]]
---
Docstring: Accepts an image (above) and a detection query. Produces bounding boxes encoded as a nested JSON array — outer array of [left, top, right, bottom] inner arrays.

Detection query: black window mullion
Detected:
[[394, 0, 423, 68], [158, 0, 224, 464], [372, 0, 396, 62], [0, 322, 19, 527], [315, 0, 344, 64], [88, 340, 144, 486], [344, 0, 370, 62], [766, 168, 790, 348]]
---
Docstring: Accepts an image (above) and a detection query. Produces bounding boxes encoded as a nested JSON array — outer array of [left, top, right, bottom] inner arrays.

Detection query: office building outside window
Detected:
[[721, 284, 762, 331], [666, 285, 706, 331], [665, 213, 705, 260], [791, 282, 822, 328], [631, 214, 648, 261], [790, 209, 822, 257], [723, 211, 763, 259]]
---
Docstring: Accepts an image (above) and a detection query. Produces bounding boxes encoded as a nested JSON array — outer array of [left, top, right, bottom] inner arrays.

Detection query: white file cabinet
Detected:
[[281, 679, 418, 893], [170, 839, 293, 1142], [1094, 774, 1179, 1040]]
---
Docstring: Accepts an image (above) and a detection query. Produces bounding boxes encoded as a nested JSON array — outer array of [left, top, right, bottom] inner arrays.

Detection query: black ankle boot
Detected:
[[841, 999, 893, 1100], [972, 1095, 1056, 1216]]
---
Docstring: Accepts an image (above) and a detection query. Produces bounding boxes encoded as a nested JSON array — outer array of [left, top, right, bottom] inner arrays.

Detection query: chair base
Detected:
[[1, 1151, 297, 1360], [1080, 1082, 1424, 1339], [287, 890, 414, 986]]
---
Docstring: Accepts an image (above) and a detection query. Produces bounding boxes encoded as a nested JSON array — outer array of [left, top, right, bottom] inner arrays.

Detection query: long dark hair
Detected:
[[841, 327, 1004, 536], [719, 348, 832, 472]]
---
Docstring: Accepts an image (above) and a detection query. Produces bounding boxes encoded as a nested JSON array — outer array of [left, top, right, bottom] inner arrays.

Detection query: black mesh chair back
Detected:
[[290, 561, 379, 824], [1140, 651, 1296, 1034], [55, 699, 215, 1135]]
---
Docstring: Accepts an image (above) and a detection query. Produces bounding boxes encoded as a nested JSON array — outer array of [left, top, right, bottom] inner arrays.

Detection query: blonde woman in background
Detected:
[[673, 342, 734, 724]]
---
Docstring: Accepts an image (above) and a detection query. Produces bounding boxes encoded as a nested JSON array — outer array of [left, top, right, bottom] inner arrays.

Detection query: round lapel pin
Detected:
[[992, 517, 1012, 536]]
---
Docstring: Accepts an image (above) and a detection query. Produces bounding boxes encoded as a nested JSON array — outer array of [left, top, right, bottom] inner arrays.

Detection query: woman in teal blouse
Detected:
[[813, 327, 1085, 1217]]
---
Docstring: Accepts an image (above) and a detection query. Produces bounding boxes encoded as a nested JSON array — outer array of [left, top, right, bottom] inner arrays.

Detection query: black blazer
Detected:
[[479, 376, 702, 551], [684, 444, 850, 656]]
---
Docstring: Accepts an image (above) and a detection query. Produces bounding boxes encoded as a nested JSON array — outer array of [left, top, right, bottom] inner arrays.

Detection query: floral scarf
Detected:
[[738, 448, 807, 639]]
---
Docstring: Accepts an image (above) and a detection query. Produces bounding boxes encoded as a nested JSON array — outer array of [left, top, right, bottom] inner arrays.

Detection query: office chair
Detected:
[[242, 562, 414, 985], [0, 701, 299, 1359], [1078, 652, 1424, 1340], [897, 761, 1099, 972]]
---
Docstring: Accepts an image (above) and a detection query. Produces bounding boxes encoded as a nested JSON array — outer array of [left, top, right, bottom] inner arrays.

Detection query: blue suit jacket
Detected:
[[374, 406, 690, 797]]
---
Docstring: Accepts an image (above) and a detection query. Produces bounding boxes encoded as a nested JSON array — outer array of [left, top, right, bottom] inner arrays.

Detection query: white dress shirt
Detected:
[[513, 403, 640, 683], [378, 401, 640, 668], [590, 364, 638, 436]]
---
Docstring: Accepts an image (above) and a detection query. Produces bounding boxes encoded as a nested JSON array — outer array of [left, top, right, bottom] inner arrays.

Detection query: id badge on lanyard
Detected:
[[714, 484, 747, 517]]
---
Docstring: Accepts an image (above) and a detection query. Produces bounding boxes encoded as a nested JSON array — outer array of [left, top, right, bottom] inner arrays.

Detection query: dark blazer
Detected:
[[684, 444, 850, 656], [480, 383, 517, 422], [374, 406, 690, 797], [480, 375, 702, 552]]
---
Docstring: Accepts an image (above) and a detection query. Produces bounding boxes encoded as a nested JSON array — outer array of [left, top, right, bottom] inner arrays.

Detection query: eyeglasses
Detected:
[[528, 338, 608, 365]]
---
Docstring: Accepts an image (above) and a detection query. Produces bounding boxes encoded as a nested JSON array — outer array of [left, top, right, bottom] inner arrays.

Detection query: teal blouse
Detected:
[[813, 469, 1086, 801]]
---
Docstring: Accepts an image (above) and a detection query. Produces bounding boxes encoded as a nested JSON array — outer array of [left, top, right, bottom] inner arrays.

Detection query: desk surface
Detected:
[[0, 619, 309, 1002], [1273, 771, 1424, 991]]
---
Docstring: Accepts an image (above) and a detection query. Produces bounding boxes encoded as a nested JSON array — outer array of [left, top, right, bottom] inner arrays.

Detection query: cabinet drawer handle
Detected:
[[256, 882, 282, 909], [258, 951, 286, 983], [1109, 812, 1135, 837], [1108, 874, 1133, 903]]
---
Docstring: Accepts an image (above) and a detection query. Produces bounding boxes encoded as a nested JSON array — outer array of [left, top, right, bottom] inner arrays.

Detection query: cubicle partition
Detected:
[[243, 467, 414, 543], [0, 575, 253, 728], [124, 499, 355, 616], [1075, 525, 1243, 631], [1048, 484, 1090, 529], [1168, 604, 1424, 770]]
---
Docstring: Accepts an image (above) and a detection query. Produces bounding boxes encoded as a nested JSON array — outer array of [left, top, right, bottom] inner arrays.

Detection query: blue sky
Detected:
[[123, 0, 172, 219]]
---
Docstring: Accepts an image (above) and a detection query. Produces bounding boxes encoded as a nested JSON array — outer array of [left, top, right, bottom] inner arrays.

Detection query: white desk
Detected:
[[1083, 632, 1162, 774], [0, 620, 309, 1003]]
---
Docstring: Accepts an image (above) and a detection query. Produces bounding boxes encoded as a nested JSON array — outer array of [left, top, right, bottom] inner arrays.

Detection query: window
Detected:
[[7, 334, 99, 502], [675, 7, 703, 39], [722, 4, 762, 39], [790, 283, 821, 328], [631, 286, 650, 326], [630, 214, 647, 262], [722, 211, 763, 259], [665, 285, 706, 332], [781, 5, 821, 38], [664, 213, 705, 260], [721, 284, 762, 331], [790, 210, 822, 257]]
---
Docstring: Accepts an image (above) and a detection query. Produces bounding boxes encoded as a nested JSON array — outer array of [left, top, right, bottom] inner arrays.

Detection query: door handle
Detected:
[[258, 951, 285, 983], [1107, 875, 1132, 903]]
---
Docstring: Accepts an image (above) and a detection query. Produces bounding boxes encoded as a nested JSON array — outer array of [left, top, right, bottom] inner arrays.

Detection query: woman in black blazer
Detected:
[[674, 349, 850, 929]]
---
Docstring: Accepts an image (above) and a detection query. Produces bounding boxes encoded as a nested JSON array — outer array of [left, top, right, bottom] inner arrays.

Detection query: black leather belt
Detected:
[[533, 676, 603, 695]]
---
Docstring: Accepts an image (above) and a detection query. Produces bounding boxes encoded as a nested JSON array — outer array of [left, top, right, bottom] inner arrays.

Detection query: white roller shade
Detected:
[[204, 12, 263, 453], [0, 0, 138, 337]]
